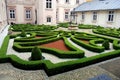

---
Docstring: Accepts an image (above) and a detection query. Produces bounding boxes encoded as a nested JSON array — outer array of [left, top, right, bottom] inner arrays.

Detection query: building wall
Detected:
[[57, 0, 86, 23], [76, 10, 120, 28], [6, 0, 87, 25], [7, 0, 36, 24], [0, 0, 7, 31]]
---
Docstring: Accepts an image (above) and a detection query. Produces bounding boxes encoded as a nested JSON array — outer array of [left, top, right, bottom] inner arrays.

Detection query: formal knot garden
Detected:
[[0, 24, 120, 76]]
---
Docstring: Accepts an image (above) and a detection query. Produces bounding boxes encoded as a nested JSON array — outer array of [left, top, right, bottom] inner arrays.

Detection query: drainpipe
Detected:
[[35, 9, 37, 24]]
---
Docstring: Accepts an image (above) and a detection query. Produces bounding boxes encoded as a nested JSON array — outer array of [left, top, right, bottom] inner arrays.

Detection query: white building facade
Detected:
[[0, 0, 7, 30], [6, 0, 86, 25], [73, 0, 120, 28]]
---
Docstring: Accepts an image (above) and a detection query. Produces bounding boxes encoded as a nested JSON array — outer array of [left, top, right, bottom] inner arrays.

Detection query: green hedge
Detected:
[[31, 46, 42, 60], [10, 32, 36, 39], [71, 36, 105, 52], [78, 24, 103, 29], [93, 29, 120, 38], [113, 40, 120, 49], [45, 50, 120, 76], [0, 36, 10, 56], [89, 39, 104, 46], [10, 24, 58, 31], [57, 22, 70, 28], [14, 35, 57, 42], [0, 35, 120, 76], [13, 37, 84, 58]]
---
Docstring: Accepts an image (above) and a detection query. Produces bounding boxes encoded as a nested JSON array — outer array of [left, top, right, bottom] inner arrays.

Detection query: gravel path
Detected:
[[67, 38, 114, 57], [0, 25, 10, 48], [1, 27, 120, 80], [7, 39, 78, 63]]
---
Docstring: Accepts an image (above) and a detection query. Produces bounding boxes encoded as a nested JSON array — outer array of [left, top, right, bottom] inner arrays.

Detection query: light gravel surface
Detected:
[[0, 25, 10, 48], [49, 65, 120, 80], [7, 39, 78, 63], [0, 63, 119, 80], [1, 26, 120, 80]]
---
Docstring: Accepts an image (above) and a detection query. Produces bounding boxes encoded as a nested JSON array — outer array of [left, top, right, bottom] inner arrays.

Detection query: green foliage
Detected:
[[1, 32, 120, 76], [78, 24, 103, 29], [57, 22, 70, 28], [71, 36, 104, 52], [93, 28, 120, 38], [13, 37, 84, 58], [113, 40, 120, 50], [0, 36, 10, 56], [31, 46, 42, 60], [10, 24, 57, 31], [102, 40, 110, 50], [20, 30, 26, 37]]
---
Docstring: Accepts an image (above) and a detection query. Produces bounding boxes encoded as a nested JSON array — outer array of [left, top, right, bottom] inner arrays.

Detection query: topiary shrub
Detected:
[[102, 40, 109, 50], [31, 46, 42, 60], [20, 30, 26, 37]]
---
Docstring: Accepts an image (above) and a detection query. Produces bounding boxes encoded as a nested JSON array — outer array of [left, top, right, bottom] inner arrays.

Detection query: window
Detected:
[[108, 11, 114, 22], [70, 12, 75, 20], [76, 0, 79, 4], [26, 10, 31, 19], [46, 0, 52, 8], [47, 17, 51, 22], [9, 9, 15, 19], [93, 12, 97, 21], [65, 0, 69, 3], [82, 12, 85, 20], [65, 12, 69, 20]]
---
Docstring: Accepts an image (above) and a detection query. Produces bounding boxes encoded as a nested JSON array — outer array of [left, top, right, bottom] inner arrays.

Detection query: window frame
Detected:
[[108, 11, 114, 22], [9, 9, 15, 19], [25, 9, 31, 19], [82, 12, 85, 20], [93, 12, 97, 21], [47, 17, 52, 22], [46, 0, 52, 9], [65, 11, 69, 20]]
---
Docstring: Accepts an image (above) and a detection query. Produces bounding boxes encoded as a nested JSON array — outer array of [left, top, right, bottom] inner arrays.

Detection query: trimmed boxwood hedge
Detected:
[[31, 46, 42, 60], [14, 35, 57, 42], [13, 37, 84, 58], [113, 40, 120, 49], [0, 35, 10, 56], [1, 35, 120, 76], [89, 39, 104, 46], [10, 32, 36, 39], [93, 29, 120, 38], [71, 36, 105, 52]]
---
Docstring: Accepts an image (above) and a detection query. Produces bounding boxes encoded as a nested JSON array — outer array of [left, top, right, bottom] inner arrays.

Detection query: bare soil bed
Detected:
[[40, 40, 70, 51]]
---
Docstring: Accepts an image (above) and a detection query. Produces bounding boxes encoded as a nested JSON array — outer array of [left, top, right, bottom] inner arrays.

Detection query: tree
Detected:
[[31, 46, 42, 60]]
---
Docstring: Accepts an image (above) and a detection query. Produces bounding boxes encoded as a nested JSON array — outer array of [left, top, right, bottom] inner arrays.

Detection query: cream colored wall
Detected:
[[7, 0, 36, 24], [76, 10, 120, 28], [116, 10, 120, 28], [57, 0, 86, 23], [0, 0, 7, 31], [37, 0, 56, 25]]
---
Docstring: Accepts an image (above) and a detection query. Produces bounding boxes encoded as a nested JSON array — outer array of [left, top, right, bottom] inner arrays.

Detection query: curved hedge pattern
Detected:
[[71, 36, 105, 52], [0, 30, 120, 76]]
